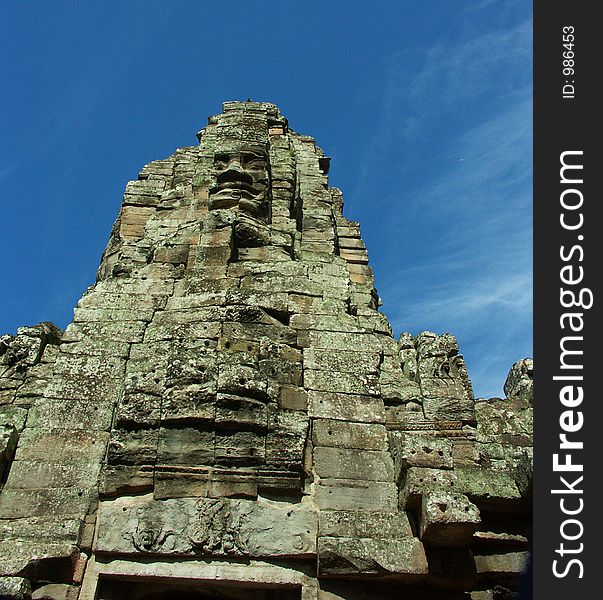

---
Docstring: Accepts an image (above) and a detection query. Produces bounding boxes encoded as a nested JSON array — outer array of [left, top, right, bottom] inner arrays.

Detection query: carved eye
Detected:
[[214, 153, 230, 168], [241, 153, 265, 169]]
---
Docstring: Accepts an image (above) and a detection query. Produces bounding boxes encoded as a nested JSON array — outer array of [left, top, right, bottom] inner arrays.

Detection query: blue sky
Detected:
[[0, 1, 532, 398]]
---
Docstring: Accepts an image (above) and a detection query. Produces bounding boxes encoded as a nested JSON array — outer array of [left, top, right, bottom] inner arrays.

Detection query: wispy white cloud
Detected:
[[352, 17, 531, 201], [350, 16, 532, 398], [461, 0, 527, 16]]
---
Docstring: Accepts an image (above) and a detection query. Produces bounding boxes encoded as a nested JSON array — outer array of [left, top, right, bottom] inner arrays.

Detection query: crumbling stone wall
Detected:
[[0, 102, 532, 600]]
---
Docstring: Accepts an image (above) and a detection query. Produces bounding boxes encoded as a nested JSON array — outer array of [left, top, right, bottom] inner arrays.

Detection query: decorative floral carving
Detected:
[[127, 506, 176, 553]]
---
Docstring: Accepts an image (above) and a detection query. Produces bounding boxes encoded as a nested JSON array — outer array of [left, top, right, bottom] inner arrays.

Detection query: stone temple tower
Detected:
[[0, 102, 533, 600]]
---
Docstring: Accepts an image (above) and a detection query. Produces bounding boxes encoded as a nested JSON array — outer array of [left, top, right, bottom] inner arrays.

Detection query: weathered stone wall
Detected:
[[0, 102, 532, 600]]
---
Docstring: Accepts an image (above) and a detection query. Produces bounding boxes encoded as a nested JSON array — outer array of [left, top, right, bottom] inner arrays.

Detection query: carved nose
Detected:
[[227, 158, 243, 171]]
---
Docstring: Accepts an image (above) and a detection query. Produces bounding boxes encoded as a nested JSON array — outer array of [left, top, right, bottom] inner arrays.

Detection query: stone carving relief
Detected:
[[189, 498, 246, 556], [97, 496, 316, 559], [504, 357, 533, 402], [127, 505, 179, 554], [398, 333, 419, 383], [415, 332, 474, 403], [209, 148, 270, 220], [208, 146, 272, 249], [432, 353, 464, 385]]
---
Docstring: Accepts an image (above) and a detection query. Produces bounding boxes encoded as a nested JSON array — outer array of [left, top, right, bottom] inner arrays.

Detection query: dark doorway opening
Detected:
[[96, 576, 301, 600]]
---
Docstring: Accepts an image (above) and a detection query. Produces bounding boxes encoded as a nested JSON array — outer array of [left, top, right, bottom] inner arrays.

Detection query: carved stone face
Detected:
[[209, 149, 269, 221]]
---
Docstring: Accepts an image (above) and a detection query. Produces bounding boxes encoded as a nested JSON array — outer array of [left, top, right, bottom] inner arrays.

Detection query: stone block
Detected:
[[450, 445, 480, 471], [0, 487, 94, 519], [453, 466, 523, 509], [474, 551, 530, 580], [308, 391, 385, 423], [287, 294, 341, 315], [43, 374, 121, 407], [420, 491, 481, 547], [114, 392, 161, 427], [215, 431, 266, 466], [14, 429, 108, 463], [266, 432, 306, 468], [143, 321, 221, 343], [217, 364, 267, 399], [297, 331, 383, 352], [225, 289, 290, 313], [422, 395, 476, 423], [472, 531, 529, 549], [0, 577, 31, 600], [73, 306, 155, 323], [279, 386, 308, 411], [119, 206, 155, 240], [290, 314, 364, 333], [26, 396, 114, 431], [339, 248, 369, 264], [314, 447, 394, 481], [124, 355, 169, 396], [400, 468, 457, 510], [99, 465, 154, 497], [237, 246, 291, 262], [259, 357, 302, 386], [157, 427, 214, 466], [0, 516, 81, 546], [166, 291, 227, 311], [312, 419, 387, 450], [107, 429, 158, 466], [5, 459, 102, 490], [161, 385, 216, 424], [259, 339, 302, 362], [215, 395, 268, 431], [318, 536, 427, 577], [337, 237, 365, 250], [0, 539, 78, 580], [77, 288, 167, 310], [153, 470, 210, 500], [303, 349, 381, 374], [125, 178, 166, 197], [153, 244, 190, 266], [314, 479, 397, 512], [31, 583, 78, 600], [58, 338, 130, 358], [97, 275, 175, 298], [470, 592, 494, 600], [61, 321, 147, 344], [304, 369, 379, 396], [207, 473, 258, 499], [336, 224, 361, 238], [0, 406, 28, 431], [151, 307, 222, 326], [222, 322, 297, 346], [319, 510, 412, 539], [388, 432, 454, 481]]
